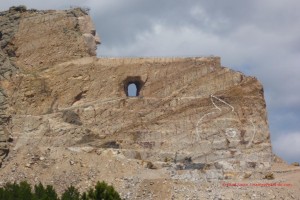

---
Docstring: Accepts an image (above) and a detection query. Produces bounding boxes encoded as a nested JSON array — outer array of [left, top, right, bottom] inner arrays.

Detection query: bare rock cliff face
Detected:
[[2, 7, 296, 200], [0, 6, 22, 166]]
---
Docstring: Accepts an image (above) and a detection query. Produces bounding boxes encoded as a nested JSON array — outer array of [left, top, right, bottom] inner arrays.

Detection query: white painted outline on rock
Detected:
[[196, 94, 236, 141], [246, 119, 256, 148]]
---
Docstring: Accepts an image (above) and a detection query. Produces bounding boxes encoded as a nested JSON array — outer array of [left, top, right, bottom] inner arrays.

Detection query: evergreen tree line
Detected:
[[0, 181, 121, 200]]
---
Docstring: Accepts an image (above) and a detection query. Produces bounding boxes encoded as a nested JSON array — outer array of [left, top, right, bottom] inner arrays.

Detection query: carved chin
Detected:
[[82, 33, 98, 55]]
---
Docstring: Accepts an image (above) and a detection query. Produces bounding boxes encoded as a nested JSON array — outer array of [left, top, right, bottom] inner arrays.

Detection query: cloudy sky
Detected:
[[1, 0, 299, 163]]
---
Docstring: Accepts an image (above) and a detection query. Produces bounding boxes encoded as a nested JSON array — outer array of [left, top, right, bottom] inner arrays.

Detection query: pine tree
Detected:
[[18, 181, 33, 200], [0, 180, 121, 200], [45, 185, 59, 200], [0, 181, 33, 200], [92, 181, 121, 200], [61, 185, 80, 200], [33, 182, 47, 200], [80, 192, 88, 200]]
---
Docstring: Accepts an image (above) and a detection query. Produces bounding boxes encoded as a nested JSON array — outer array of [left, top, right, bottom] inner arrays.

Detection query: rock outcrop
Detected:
[[0, 6, 22, 166], [0, 6, 99, 166], [0, 7, 298, 199]]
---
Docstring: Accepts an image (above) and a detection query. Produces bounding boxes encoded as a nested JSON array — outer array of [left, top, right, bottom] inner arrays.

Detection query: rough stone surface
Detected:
[[0, 7, 299, 199], [0, 7, 21, 165]]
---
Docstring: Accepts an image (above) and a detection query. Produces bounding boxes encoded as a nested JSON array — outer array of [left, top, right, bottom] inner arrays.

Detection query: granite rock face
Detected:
[[0, 6, 22, 166], [8, 56, 272, 172], [0, 7, 285, 199]]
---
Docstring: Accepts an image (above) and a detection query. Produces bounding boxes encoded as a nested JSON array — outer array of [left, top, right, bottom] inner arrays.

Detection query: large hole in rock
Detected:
[[123, 76, 144, 97], [128, 83, 138, 97]]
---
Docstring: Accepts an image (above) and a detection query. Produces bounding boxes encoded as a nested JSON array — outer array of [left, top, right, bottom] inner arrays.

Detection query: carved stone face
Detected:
[[78, 15, 101, 56]]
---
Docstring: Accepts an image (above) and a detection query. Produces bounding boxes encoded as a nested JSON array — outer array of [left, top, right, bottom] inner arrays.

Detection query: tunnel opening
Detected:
[[123, 76, 144, 97], [127, 83, 138, 97]]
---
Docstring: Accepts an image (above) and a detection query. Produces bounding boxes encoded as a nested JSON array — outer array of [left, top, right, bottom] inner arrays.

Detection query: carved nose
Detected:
[[95, 33, 101, 45]]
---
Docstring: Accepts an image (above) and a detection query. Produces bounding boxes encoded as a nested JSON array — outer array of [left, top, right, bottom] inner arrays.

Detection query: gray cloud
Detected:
[[1, 0, 299, 163], [273, 132, 300, 163]]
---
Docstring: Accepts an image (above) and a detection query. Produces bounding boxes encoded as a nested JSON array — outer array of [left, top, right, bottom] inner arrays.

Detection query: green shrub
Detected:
[[0, 180, 121, 200], [0, 181, 32, 200], [33, 183, 47, 200], [32, 183, 60, 200], [61, 186, 80, 200], [80, 192, 88, 200], [88, 181, 121, 200], [44, 185, 59, 200], [19, 181, 33, 200]]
